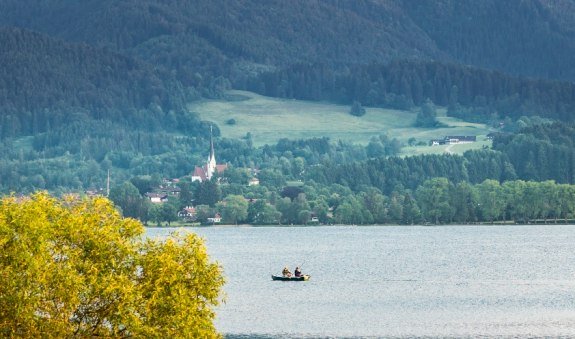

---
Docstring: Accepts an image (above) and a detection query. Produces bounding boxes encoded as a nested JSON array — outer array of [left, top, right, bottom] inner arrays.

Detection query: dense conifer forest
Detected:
[[2, 0, 575, 82], [241, 61, 575, 122], [0, 27, 198, 138]]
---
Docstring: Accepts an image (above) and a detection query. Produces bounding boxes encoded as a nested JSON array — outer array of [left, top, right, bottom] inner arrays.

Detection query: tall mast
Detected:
[[106, 169, 110, 197]]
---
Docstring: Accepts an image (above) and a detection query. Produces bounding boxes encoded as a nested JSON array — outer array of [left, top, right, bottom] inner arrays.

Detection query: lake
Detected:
[[146, 225, 575, 338]]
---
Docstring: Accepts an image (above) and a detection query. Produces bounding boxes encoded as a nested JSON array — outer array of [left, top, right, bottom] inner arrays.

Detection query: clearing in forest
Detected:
[[189, 90, 492, 155]]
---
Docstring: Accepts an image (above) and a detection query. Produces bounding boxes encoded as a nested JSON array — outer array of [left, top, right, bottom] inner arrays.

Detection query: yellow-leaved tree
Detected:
[[0, 192, 224, 338]]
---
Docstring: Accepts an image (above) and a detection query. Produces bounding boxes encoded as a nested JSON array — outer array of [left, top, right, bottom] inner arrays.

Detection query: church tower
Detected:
[[206, 125, 217, 180], [191, 124, 227, 182]]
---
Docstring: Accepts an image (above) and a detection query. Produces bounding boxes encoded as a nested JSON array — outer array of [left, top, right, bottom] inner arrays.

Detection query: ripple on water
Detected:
[[147, 225, 575, 338]]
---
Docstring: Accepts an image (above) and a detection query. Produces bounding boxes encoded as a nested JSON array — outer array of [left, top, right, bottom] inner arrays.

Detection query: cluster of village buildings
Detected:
[[145, 127, 254, 223], [87, 131, 487, 224]]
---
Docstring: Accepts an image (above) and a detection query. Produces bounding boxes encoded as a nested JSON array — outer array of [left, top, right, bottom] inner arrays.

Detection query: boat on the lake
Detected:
[[271, 274, 310, 281]]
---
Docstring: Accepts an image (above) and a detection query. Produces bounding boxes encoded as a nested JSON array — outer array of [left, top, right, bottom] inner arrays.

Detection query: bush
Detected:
[[349, 101, 366, 117]]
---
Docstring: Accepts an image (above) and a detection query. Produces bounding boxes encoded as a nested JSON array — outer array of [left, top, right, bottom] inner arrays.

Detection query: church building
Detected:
[[191, 126, 227, 182]]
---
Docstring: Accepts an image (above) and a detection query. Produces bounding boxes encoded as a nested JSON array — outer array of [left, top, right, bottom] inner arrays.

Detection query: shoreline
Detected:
[[145, 221, 575, 228]]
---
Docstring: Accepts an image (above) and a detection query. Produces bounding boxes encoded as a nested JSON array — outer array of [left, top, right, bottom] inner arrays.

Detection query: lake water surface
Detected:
[[146, 225, 575, 338]]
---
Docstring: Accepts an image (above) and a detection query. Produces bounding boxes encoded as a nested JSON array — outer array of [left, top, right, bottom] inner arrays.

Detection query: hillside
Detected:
[[242, 60, 575, 123], [1, 0, 575, 198], [400, 0, 575, 81], [0, 0, 574, 83], [2, 0, 575, 126], [0, 27, 195, 138], [190, 90, 492, 152]]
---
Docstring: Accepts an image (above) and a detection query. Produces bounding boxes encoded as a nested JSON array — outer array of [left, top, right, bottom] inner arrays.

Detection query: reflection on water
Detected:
[[146, 225, 575, 338]]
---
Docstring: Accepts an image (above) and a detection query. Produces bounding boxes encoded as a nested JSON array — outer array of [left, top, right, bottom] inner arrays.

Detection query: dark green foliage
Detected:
[[415, 99, 441, 127], [2, 0, 575, 83], [275, 193, 311, 225], [281, 186, 304, 201], [177, 181, 194, 209], [109, 181, 150, 221], [493, 122, 575, 183], [194, 180, 221, 207], [400, 0, 575, 81], [0, 28, 193, 139], [0, 118, 208, 193], [223, 167, 250, 186], [257, 169, 286, 190], [463, 149, 517, 183], [130, 176, 160, 196], [366, 135, 402, 158], [276, 137, 332, 155], [309, 153, 470, 195], [244, 60, 575, 123], [214, 138, 255, 168], [253, 203, 281, 225], [349, 101, 366, 117]]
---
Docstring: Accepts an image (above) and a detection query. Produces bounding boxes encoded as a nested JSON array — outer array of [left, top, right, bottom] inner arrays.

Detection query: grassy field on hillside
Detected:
[[189, 90, 493, 155]]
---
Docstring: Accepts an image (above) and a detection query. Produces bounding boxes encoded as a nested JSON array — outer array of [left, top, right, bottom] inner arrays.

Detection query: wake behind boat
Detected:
[[271, 274, 310, 281]]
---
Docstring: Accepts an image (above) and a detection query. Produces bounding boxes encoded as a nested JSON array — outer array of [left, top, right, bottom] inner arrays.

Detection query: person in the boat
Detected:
[[282, 266, 292, 277], [294, 266, 302, 277]]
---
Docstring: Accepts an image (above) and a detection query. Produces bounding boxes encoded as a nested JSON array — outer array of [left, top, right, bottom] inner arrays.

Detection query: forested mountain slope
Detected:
[[1, 0, 574, 83], [400, 0, 575, 81], [0, 27, 196, 138], [242, 60, 575, 122]]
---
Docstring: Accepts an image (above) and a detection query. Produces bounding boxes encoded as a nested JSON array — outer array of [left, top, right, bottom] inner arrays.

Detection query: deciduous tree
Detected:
[[217, 194, 248, 225], [0, 192, 224, 337]]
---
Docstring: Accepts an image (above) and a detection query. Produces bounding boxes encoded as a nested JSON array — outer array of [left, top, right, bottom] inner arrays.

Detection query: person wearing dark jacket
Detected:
[[294, 266, 302, 277]]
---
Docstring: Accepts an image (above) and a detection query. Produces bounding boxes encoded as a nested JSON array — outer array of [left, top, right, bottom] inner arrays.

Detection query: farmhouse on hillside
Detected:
[[430, 135, 477, 146]]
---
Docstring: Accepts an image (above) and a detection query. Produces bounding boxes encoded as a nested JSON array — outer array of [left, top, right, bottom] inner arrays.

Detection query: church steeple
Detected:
[[191, 124, 227, 183], [209, 125, 215, 162], [206, 124, 217, 180]]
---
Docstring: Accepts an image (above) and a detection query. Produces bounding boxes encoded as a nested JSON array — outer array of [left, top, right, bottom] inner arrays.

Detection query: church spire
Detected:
[[191, 123, 227, 183], [209, 124, 215, 163], [206, 124, 217, 180]]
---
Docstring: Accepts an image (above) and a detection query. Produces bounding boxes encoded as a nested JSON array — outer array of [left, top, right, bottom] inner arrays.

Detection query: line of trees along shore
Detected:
[[112, 175, 575, 227]]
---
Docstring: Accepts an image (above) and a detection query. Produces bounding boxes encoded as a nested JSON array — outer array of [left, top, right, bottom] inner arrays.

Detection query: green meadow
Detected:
[[189, 90, 493, 155]]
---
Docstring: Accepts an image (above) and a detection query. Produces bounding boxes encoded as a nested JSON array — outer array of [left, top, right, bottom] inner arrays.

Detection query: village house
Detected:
[[207, 213, 222, 224], [157, 185, 181, 197], [248, 177, 260, 186], [146, 193, 168, 203], [178, 206, 196, 221]]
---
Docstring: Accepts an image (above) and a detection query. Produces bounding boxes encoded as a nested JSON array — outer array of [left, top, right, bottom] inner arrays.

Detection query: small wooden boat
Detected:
[[271, 274, 310, 281]]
